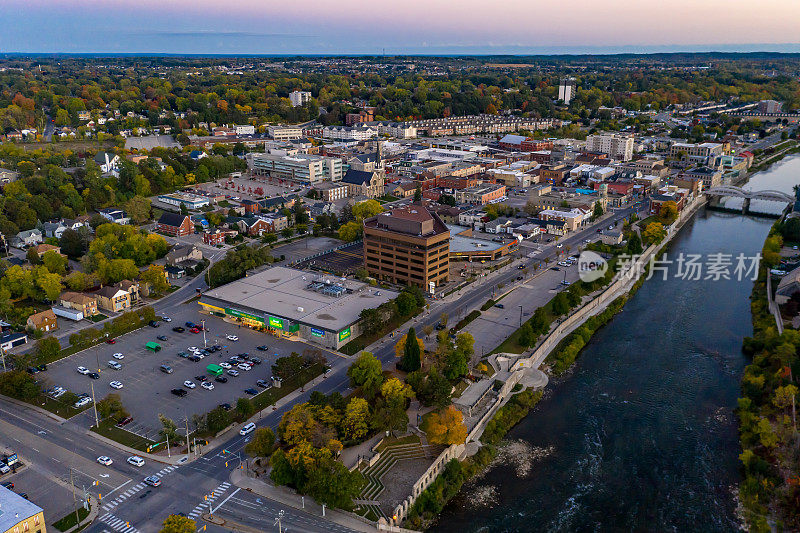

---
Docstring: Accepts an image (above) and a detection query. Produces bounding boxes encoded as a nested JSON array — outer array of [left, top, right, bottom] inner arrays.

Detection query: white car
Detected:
[[74, 397, 92, 408], [227, 369, 240, 377], [109, 381, 124, 389], [556, 243, 563, 248], [188, 347, 198, 352], [183, 380, 196, 389], [50, 386, 66, 399], [239, 422, 256, 436], [219, 362, 232, 369], [77, 366, 90, 375], [237, 363, 251, 371], [127, 456, 145, 467], [97, 456, 113, 466], [201, 381, 214, 391], [161, 316, 172, 322], [226, 335, 238, 341], [112, 353, 124, 360], [108, 361, 122, 370]]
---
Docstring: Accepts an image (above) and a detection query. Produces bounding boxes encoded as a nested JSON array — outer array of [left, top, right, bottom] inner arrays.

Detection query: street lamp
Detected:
[[518, 305, 523, 328]]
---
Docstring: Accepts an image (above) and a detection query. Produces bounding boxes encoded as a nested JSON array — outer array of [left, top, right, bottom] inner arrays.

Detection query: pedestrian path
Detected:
[[98, 512, 140, 533], [187, 481, 231, 519], [100, 466, 179, 511]]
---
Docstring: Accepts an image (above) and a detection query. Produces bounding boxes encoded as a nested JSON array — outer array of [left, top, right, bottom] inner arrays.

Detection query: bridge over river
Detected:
[[703, 185, 794, 215]]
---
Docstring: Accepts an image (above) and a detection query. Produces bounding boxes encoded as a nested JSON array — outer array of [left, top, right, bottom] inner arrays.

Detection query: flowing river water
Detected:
[[432, 156, 800, 532]]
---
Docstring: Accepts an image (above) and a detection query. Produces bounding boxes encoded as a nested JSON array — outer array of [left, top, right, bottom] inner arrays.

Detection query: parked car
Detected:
[[172, 327, 185, 333], [149, 321, 159, 328], [77, 366, 90, 375], [185, 322, 196, 328], [237, 363, 251, 371], [127, 456, 145, 467], [214, 376, 228, 383], [256, 345, 268, 351], [109, 381, 123, 389], [161, 316, 171, 322], [219, 403, 232, 411], [201, 382, 214, 391], [116, 416, 133, 427], [194, 375, 208, 382], [190, 328, 200, 334], [106, 338, 116, 344], [183, 380, 196, 389], [188, 355, 201, 362], [160, 365, 173, 374], [157, 335, 168, 341], [249, 357, 262, 365], [244, 388, 259, 395], [494, 304, 505, 309], [226, 335, 238, 341], [227, 369, 240, 377], [171, 388, 187, 397], [112, 353, 124, 360], [177, 351, 189, 358], [88, 372, 100, 380], [74, 396, 92, 408], [108, 361, 122, 370], [256, 379, 269, 388], [219, 362, 232, 369]]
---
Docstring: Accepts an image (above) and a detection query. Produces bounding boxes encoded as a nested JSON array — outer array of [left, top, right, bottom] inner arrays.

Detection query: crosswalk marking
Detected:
[[101, 467, 180, 511], [99, 512, 140, 533], [187, 481, 231, 518]]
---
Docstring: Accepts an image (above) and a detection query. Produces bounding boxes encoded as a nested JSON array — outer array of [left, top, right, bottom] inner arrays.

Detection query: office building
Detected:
[[268, 125, 305, 142], [585, 132, 635, 161], [558, 77, 577, 105], [247, 153, 343, 184], [363, 204, 450, 291]]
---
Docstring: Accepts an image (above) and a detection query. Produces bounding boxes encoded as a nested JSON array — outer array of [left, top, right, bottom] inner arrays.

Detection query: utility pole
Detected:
[[202, 320, 207, 348], [518, 305, 523, 328], [274, 510, 285, 533], [166, 433, 171, 458], [90, 382, 99, 428], [70, 468, 79, 525], [185, 417, 191, 461]]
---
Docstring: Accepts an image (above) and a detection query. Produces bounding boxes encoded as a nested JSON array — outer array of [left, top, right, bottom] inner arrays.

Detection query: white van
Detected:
[[127, 456, 145, 467], [239, 423, 256, 436]]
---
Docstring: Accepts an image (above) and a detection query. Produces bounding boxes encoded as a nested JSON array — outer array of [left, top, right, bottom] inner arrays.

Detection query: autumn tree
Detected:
[[245, 427, 276, 458], [41, 250, 67, 276], [642, 222, 666, 245], [342, 397, 370, 441], [423, 406, 468, 445], [125, 195, 152, 225], [160, 514, 195, 533], [141, 264, 169, 295]]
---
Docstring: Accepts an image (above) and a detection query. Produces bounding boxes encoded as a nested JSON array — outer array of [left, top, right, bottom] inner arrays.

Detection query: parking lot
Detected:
[[193, 175, 308, 203], [44, 306, 340, 440]]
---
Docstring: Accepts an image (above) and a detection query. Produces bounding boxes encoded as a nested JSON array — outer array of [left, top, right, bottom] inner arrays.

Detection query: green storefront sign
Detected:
[[225, 308, 265, 325], [268, 316, 284, 330], [338, 328, 351, 342]]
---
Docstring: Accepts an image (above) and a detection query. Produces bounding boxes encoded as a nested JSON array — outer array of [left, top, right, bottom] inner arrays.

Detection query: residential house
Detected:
[[12, 229, 43, 248], [156, 213, 193, 237], [42, 221, 68, 239], [98, 208, 131, 225], [26, 309, 58, 333], [0, 168, 20, 186], [166, 244, 203, 267], [33, 243, 62, 258], [0, 332, 27, 351], [203, 229, 237, 246], [117, 280, 140, 303], [96, 286, 131, 313], [60, 292, 98, 316], [94, 152, 120, 175]]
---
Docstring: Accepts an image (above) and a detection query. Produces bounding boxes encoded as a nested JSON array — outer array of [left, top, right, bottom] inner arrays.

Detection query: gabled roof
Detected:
[[27, 309, 56, 326], [341, 169, 375, 185], [158, 212, 190, 227], [96, 285, 127, 298]]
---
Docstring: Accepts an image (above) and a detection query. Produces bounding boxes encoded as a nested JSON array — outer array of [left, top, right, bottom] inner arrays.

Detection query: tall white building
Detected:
[[558, 77, 577, 105], [289, 91, 312, 107], [586, 132, 635, 161]]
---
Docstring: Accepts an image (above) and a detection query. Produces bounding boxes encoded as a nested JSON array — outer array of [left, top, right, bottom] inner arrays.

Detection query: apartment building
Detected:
[[585, 132, 634, 161], [314, 181, 350, 201], [669, 142, 724, 165], [247, 153, 343, 184], [289, 91, 312, 107], [363, 204, 450, 290], [454, 184, 507, 205], [558, 77, 577, 105], [268, 125, 305, 142]]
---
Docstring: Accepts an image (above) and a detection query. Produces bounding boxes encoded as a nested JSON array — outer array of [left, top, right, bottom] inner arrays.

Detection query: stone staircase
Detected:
[[355, 441, 445, 521]]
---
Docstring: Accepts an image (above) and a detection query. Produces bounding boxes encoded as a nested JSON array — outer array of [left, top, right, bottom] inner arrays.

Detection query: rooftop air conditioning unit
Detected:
[[297, 306, 304, 312]]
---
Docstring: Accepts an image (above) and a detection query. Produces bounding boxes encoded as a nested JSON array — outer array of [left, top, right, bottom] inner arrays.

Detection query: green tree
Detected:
[[206, 406, 231, 434], [401, 327, 422, 372], [337, 221, 362, 242], [124, 195, 152, 225], [158, 414, 179, 442], [236, 397, 255, 420], [552, 292, 570, 316], [414, 186, 422, 202], [96, 393, 128, 421], [33, 336, 61, 365], [41, 250, 67, 275], [141, 264, 169, 295], [627, 231, 643, 255], [245, 427, 276, 457], [518, 322, 534, 348], [347, 351, 383, 398], [351, 199, 383, 221], [592, 202, 604, 221]]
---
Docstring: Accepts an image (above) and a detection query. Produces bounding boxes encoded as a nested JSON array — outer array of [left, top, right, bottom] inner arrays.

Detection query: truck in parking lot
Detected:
[[206, 364, 223, 376]]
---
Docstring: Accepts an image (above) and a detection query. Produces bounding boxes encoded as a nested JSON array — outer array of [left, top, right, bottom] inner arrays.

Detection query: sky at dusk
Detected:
[[2, 0, 799, 55]]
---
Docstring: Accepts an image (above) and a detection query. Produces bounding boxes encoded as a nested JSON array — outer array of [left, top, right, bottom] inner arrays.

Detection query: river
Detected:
[[432, 156, 800, 532]]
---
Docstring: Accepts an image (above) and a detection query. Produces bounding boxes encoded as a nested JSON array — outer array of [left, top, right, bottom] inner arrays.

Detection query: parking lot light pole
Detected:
[[90, 381, 99, 428], [202, 320, 207, 348]]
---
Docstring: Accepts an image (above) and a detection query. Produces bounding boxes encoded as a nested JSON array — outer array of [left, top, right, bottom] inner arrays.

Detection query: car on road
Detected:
[[227, 369, 240, 377], [239, 422, 256, 435], [74, 396, 92, 408], [517, 265, 525, 270], [143, 475, 161, 487], [494, 304, 505, 309], [77, 366, 90, 375], [214, 376, 228, 383], [226, 335, 239, 341], [172, 327, 185, 333], [88, 372, 100, 380], [106, 338, 116, 344], [551, 267, 560, 271], [97, 456, 113, 466], [244, 388, 259, 395], [108, 361, 122, 370], [161, 316, 171, 322], [201, 381, 214, 391], [112, 353, 124, 360], [109, 381, 123, 389], [256, 379, 270, 388], [160, 365, 173, 374], [157, 335, 168, 341], [171, 388, 187, 397], [127, 456, 145, 467], [556, 244, 563, 248], [183, 380, 196, 389], [256, 345, 268, 351]]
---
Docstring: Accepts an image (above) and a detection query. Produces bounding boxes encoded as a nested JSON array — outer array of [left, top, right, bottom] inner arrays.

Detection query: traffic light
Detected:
[[225, 461, 228, 467]]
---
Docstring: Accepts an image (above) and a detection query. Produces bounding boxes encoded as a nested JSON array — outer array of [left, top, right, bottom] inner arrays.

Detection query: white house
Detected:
[[94, 152, 120, 176]]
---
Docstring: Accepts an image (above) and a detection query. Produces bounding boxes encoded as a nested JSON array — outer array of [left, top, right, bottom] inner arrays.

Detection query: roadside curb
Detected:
[[0, 393, 67, 424], [62, 495, 99, 533], [83, 427, 189, 466]]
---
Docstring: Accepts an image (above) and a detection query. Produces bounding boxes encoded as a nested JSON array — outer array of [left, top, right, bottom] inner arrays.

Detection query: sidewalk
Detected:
[[229, 465, 377, 533]]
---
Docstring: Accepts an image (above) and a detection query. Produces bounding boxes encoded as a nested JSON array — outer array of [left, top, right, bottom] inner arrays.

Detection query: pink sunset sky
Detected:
[[1, 0, 799, 54]]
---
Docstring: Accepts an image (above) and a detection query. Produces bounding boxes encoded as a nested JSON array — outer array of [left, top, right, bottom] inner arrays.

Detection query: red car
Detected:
[[190, 328, 200, 334], [106, 338, 116, 344], [116, 416, 133, 428]]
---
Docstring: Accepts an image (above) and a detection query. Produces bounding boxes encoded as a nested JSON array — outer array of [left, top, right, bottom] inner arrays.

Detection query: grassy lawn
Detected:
[[39, 396, 91, 419], [250, 363, 325, 411], [52, 506, 90, 532], [452, 380, 469, 397], [377, 195, 400, 203], [89, 314, 109, 323], [91, 420, 156, 452], [375, 434, 420, 453]]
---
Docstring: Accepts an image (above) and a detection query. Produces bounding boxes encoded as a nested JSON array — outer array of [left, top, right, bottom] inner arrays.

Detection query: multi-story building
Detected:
[[0, 485, 46, 533], [679, 166, 722, 190], [558, 77, 577, 105], [363, 204, 450, 290], [341, 169, 384, 198], [96, 285, 131, 313], [454, 184, 507, 205], [669, 142, 724, 165], [247, 153, 343, 184], [288, 91, 311, 107], [235, 124, 256, 136], [268, 125, 305, 142], [345, 107, 376, 126], [156, 213, 194, 237], [203, 229, 238, 246], [60, 292, 98, 316], [313, 181, 350, 202], [322, 126, 378, 141], [585, 132, 634, 161], [157, 192, 210, 210]]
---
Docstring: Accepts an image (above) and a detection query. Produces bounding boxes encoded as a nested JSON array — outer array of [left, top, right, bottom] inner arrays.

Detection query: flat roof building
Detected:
[[0, 485, 46, 533], [200, 266, 398, 349], [247, 152, 343, 184], [363, 203, 450, 291]]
